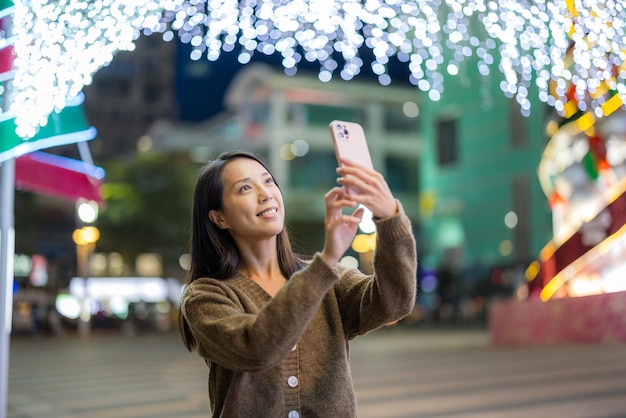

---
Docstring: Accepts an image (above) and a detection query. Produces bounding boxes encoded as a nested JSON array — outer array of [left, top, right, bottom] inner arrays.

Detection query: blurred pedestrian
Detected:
[[179, 150, 417, 417]]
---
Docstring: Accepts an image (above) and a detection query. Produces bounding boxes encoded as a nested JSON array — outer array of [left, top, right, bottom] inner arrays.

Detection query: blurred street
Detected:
[[6, 327, 626, 418]]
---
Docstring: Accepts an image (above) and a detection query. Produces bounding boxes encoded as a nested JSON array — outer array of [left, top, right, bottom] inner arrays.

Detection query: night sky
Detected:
[[174, 42, 413, 123]]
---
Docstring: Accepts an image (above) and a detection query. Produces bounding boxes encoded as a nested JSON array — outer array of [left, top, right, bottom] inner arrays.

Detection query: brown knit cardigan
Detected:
[[181, 204, 417, 417]]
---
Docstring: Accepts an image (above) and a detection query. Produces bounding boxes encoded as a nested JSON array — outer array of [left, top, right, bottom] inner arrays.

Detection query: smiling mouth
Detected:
[[257, 208, 278, 217]]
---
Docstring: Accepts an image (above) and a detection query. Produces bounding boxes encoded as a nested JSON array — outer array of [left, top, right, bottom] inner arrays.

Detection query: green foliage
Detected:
[[97, 151, 200, 277]]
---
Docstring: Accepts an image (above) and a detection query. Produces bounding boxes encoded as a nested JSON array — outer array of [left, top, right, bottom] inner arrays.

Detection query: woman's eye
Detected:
[[266, 177, 275, 184], [239, 184, 251, 192]]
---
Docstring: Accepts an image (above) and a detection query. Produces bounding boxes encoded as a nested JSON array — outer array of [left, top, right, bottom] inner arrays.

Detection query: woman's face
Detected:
[[209, 157, 285, 242]]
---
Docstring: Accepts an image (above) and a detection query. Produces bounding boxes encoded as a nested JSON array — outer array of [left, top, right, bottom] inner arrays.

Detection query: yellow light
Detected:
[[539, 241, 556, 262], [351, 234, 369, 253], [419, 191, 436, 218], [82, 226, 100, 244], [525, 261, 540, 282], [563, 101, 578, 118], [565, 0, 579, 18], [584, 126, 596, 137], [574, 112, 596, 132], [545, 120, 559, 137], [540, 223, 626, 301], [72, 229, 86, 246], [351, 233, 376, 253], [73, 226, 100, 245], [540, 274, 567, 302], [279, 144, 295, 161], [366, 234, 376, 252], [601, 94, 623, 117], [498, 240, 513, 256]]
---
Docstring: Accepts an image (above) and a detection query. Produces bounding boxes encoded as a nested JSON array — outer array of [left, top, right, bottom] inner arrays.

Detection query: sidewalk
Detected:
[[7, 327, 626, 417]]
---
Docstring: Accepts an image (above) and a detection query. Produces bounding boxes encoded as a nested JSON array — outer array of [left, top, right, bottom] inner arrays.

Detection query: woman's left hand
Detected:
[[336, 158, 398, 219]]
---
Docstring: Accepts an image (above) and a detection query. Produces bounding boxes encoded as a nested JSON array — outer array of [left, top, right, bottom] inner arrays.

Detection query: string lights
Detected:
[[8, 1, 181, 138], [4, 0, 626, 138]]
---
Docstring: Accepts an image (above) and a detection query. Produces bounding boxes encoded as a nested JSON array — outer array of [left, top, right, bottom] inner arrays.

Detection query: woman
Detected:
[[180, 150, 417, 417]]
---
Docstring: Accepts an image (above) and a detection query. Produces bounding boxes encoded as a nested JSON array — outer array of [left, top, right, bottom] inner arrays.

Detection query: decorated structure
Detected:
[[492, 79, 626, 344], [527, 84, 626, 301], [490, 4, 626, 346]]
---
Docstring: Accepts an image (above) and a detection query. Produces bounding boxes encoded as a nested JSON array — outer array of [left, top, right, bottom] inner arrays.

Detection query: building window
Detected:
[[143, 83, 162, 102], [289, 151, 336, 190], [512, 175, 531, 260], [287, 103, 308, 126], [242, 102, 270, 138], [510, 100, 528, 148], [288, 104, 366, 127], [436, 117, 458, 167], [383, 103, 420, 134], [248, 103, 269, 125], [385, 155, 419, 194], [142, 58, 163, 78], [95, 77, 131, 99]]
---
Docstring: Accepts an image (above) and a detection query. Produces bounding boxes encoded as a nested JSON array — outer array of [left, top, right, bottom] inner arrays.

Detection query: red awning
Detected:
[[15, 151, 104, 204], [0, 44, 13, 74]]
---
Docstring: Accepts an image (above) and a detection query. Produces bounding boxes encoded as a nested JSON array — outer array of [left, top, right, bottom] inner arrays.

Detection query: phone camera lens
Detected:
[[343, 129, 349, 136]]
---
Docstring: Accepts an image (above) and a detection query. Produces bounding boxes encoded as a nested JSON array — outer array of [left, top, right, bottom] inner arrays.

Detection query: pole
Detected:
[[76, 240, 91, 336], [0, 158, 15, 418], [1, 5, 15, 417]]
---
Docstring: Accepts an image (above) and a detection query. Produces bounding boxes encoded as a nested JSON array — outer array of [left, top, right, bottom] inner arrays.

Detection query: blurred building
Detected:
[[148, 62, 421, 257], [146, 58, 559, 327], [10, 34, 178, 335], [82, 34, 178, 160], [9, 5, 624, 338], [20, 31, 600, 332], [415, 63, 554, 319]]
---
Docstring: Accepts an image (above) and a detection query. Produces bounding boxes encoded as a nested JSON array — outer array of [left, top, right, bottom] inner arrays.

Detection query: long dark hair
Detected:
[[179, 151, 303, 351]]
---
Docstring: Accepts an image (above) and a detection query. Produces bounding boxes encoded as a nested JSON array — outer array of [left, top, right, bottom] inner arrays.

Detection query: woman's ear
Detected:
[[208, 210, 228, 229]]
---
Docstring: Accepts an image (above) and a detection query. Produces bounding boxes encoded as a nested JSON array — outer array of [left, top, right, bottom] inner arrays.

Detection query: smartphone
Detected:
[[329, 120, 374, 194]]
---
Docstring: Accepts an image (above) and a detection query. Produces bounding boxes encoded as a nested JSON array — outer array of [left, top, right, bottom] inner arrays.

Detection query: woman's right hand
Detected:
[[319, 187, 364, 268]]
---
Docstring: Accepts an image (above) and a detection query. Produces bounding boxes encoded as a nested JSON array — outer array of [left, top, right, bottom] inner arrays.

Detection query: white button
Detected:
[[287, 376, 298, 387], [291, 344, 297, 351], [288, 411, 300, 418]]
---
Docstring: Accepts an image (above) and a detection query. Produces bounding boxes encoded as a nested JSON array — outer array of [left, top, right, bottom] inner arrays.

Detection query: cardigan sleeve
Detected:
[[334, 201, 418, 339], [181, 254, 339, 372]]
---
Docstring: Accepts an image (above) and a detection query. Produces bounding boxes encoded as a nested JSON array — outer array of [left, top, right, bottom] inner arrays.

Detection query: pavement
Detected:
[[5, 326, 626, 417]]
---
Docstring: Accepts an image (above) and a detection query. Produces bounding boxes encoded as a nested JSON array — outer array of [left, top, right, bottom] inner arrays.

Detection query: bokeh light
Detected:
[[5, 0, 626, 138]]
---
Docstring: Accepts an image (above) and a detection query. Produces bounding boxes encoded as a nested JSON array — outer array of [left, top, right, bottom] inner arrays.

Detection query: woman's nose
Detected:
[[259, 190, 273, 202]]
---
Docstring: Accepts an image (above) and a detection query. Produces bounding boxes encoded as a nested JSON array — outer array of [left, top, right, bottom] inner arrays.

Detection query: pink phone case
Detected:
[[329, 120, 374, 194]]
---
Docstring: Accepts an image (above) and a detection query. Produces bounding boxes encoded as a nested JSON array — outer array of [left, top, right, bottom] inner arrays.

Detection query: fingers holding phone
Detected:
[[320, 186, 365, 267], [336, 159, 397, 219]]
